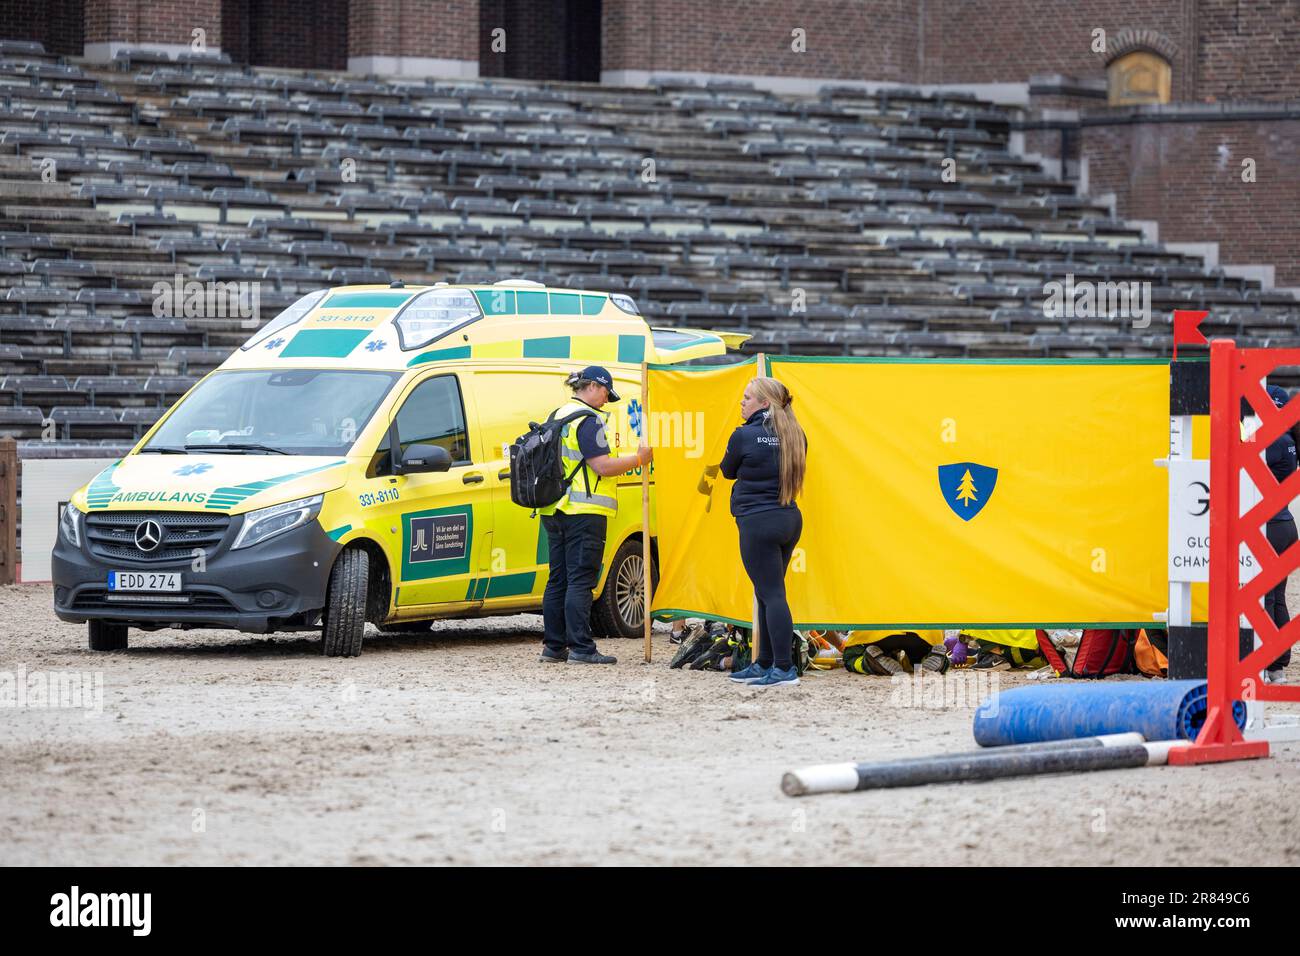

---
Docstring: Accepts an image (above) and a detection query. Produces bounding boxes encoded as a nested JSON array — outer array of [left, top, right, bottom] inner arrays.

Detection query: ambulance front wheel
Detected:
[[322, 547, 368, 657], [593, 538, 657, 640]]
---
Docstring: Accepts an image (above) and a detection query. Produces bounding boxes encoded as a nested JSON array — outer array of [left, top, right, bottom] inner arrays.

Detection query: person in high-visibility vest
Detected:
[[966, 629, 1046, 670], [722, 376, 808, 687], [538, 365, 652, 665], [841, 630, 949, 675]]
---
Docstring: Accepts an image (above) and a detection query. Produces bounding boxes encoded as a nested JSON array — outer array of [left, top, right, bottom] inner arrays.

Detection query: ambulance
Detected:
[[51, 281, 743, 655]]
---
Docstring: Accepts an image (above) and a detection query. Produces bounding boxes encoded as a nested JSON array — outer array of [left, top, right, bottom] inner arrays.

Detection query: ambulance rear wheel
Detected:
[[88, 620, 128, 651], [593, 538, 657, 640], [323, 547, 368, 657]]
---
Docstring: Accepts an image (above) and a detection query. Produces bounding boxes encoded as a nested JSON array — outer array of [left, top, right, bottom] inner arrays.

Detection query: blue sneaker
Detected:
[[751, 666, 800, 688], [729, 663, 769, 684]]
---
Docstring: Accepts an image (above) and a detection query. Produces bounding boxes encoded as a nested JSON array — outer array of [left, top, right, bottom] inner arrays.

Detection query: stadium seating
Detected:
[[1, 40, 1297, 457]]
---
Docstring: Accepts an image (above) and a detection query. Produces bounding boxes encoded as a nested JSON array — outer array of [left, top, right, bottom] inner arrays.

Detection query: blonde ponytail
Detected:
[[750, 376, 806, 505]]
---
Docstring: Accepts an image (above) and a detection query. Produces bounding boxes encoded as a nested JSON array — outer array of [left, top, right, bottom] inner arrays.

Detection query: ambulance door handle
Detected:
[[462, 473, 484, 484]]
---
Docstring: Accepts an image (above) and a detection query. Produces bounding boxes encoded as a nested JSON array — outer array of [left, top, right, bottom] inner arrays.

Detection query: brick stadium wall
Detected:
[[480, 0, 600, 81], [1083, 116, 1300, 286], [919, 0, 1195, 96], [0, 0, 86, 55], [1020, 82, 1107, 169], [6, 0, 1293, 95], [598, 0, 1299, 101], [223, 0, 348, 70], [83, 0, 221, 48], [1194, 0, 1300, 102], [921, 0, 1300, 102], [601, 0, 920, 83], [348, 0, 478, 61]]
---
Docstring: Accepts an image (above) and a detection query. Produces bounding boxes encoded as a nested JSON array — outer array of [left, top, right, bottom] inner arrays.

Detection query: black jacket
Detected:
[[1266, 428, 1297, 523], [719, 409, 801, 517]]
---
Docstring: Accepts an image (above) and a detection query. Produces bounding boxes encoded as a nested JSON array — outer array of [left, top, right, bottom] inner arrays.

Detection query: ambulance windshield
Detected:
[[142, 369, 399, 456]]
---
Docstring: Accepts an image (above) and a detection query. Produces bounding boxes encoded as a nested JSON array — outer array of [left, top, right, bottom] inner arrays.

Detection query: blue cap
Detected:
[[1268, 384, 1290, 409], [577, 365, 620, 402]]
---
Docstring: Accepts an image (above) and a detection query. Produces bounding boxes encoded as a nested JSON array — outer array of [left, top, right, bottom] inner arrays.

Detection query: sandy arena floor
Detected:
[[1, 582, 1297, 866]]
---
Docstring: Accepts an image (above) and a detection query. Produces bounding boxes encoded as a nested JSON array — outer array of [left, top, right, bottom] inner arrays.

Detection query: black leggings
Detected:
[[737, 507, 803, 669], [1265, 517, 1296, 671]]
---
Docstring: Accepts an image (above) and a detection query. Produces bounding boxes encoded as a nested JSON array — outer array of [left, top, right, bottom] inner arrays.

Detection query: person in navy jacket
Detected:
[[1263, 384, 1296, 683], [719, 376, 808, 687]]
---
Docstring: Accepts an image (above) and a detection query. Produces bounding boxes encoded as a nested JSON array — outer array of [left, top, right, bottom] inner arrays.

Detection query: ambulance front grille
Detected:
[[71, 589, 238, 612], [84, 511, 231, 564]]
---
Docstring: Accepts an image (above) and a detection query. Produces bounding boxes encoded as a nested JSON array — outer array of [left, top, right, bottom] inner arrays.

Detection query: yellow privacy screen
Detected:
[[649, 359, 761, 626], [649, 357, 1168, 629]]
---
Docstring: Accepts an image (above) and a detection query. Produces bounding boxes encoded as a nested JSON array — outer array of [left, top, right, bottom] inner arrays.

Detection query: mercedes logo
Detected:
[[134, 519, 163, 552]]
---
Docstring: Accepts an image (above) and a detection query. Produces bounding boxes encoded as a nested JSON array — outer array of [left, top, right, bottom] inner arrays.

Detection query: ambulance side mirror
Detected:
[[397, 444, 452, 475]]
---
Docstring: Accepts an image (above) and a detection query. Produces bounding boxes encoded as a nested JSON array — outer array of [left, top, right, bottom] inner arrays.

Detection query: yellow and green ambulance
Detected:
[[52, 280, 742, 655]]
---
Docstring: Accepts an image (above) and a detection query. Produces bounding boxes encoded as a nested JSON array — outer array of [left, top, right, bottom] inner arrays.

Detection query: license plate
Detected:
[[108, 571, 182, 592]]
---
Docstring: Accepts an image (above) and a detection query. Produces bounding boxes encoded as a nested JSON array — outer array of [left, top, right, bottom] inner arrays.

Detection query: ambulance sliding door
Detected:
[[364, 371, 494, 608], [469, 366, 570, 609]]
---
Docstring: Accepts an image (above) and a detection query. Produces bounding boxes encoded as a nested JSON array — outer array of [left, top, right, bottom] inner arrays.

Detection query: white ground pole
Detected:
[[1161, 407, 1300, 742]]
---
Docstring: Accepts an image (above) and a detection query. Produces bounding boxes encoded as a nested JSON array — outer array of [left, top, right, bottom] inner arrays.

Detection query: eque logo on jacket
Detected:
[[937, 462, 998, 521]]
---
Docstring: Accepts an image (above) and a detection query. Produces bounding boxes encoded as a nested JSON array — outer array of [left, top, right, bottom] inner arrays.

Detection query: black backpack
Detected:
[[509, 407, 597, 510]]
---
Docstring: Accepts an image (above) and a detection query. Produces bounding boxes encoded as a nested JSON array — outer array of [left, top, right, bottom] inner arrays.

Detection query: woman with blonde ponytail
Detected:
[[719, 376, 808, 687]]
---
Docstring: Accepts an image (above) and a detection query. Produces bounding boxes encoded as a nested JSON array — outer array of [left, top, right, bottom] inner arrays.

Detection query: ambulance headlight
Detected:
[[59, 502, 82, 548], [393, 288, 482, 350], [609, 293, 640, 315], [232, 495, 323, 550]]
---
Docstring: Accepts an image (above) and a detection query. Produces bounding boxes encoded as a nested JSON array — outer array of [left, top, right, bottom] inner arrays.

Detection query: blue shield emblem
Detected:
[[938, 462, 998, 521]]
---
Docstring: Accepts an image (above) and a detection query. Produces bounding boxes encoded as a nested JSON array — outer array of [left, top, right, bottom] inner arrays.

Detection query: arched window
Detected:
[[1104, 29, 1177, 106], [1107, 50, 1172, 105]]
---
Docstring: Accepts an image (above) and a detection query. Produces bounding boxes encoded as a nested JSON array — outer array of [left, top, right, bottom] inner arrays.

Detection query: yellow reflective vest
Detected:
[[964, 628, 1040, 650], [539, 399, 618, 518], [843, 629, 945, 647]]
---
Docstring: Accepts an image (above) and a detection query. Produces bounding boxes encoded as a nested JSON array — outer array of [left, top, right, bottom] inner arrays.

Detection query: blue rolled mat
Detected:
[[973, 679, 1247, 747]]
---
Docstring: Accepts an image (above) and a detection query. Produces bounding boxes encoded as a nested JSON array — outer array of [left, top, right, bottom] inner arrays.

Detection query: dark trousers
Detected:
[[737, 506, 802, 669], [1265, 517, 1296, 671], [541, 511, 606, 656], [875, 633, 934, 662], [843, 634, 933, 674]]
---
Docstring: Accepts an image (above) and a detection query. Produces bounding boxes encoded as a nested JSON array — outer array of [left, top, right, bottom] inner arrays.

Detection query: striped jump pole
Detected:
[[782, 734, 1180, 796]]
